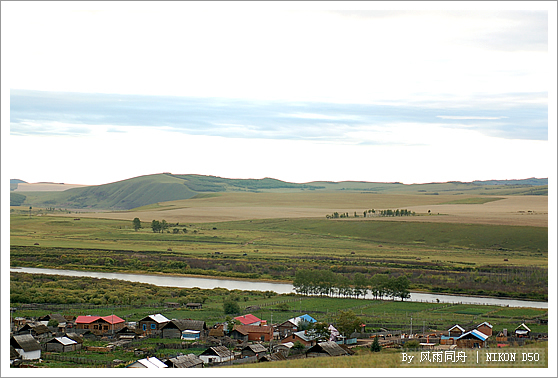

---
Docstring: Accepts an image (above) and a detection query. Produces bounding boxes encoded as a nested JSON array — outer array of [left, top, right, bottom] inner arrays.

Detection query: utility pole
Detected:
[[410, 316, 413, 336]]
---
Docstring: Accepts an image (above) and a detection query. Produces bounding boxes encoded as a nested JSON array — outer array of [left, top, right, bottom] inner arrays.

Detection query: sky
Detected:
[[2, 2, 556, 188]]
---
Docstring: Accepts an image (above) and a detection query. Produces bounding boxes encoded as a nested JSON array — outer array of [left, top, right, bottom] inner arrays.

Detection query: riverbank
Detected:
[[10, 266, 548, 308]]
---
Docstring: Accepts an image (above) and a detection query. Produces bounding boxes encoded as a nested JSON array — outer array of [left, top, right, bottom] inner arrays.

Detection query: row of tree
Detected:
[[293, 269, 411, 301], [326, 209, 416, 219]]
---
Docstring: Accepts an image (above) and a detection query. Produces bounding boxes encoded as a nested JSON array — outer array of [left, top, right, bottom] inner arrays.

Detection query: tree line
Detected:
[[293, 269, 411, 301], [326, 209, 416, 219]]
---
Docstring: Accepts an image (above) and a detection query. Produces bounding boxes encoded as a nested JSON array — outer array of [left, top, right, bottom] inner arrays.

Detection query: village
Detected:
[[9, 303, 546, 369]]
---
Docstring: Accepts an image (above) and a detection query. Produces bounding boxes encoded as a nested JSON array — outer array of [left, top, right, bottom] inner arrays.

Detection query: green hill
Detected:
[[13, 173, 548, 210]]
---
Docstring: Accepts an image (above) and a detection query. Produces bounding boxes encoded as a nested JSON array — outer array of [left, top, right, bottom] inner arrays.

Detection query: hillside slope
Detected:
[[12, 173, 548, 211]]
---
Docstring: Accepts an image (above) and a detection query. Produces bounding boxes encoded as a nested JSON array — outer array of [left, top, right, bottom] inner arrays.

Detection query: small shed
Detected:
[[476, 322, 493, 337], [241, 343, 267, 358], [161, 319, 207, 339], [514, 323, 531, 337], [448, 324, 465, 338], [126, 356, 168, 368], [306, 341, 352, 358], [165, 353, 204, 368], [259, 352, 286, 362], [45, 336, 78, 353], [186, 303, 203, 310], [199, 346, 234, 364], [10, 334, 41, 360], [208, 328, 225, 338], [64, 332, 83, 349], [229, 327, 249, 342]]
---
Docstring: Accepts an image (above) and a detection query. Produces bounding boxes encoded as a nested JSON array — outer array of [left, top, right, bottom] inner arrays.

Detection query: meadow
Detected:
[[10, 189, 548, 334]]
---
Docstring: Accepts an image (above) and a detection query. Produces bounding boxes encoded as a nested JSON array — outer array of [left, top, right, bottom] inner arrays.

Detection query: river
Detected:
[[10, 267, 547, 309]]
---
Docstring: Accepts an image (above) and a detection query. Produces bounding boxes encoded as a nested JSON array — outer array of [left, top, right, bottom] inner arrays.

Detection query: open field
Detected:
[[45, 192, 548, 227], [13, 182, 89, 192]]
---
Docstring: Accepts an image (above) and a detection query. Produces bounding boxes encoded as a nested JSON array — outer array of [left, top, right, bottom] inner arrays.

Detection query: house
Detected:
[[75, 315, 125, 333], [448, 324, 466, 338], [15, 322, 53, 341], [198, 346, 234, 364], [456, 329, 490, 348], [115, 326, 142, 341], [515, 323, 531, 337], [234, 313, 261, 326], [161, 319, 207, 339], [44, 336, 79, 353], [276, 314, 318, 339], [165, 353, 204, 368], [186, 302, 203, 310], [138, 314, 170, 334], [281, 330, 318, 347], [126, 356, 168, 368], [229, 327, 249, 342], [306, 341, 353, 358], [233, 324, 273, 342], [38, 313, 67, 327], [10, 334, 41, 360], [241, 343, 267, 358], [476, 322, 493, 337], [276, 319, 298, 339]]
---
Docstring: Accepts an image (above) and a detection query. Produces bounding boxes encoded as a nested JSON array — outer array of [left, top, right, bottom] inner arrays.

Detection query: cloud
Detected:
[[10, 90, 547, 143]]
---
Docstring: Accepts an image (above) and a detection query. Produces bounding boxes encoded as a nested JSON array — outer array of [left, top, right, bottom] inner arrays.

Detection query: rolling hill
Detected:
[[10, 173, 548, 211]]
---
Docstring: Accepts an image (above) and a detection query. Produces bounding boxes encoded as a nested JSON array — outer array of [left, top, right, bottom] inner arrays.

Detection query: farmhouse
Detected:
[[10, 334, 41, 360], [276, 314, 317, 339], [306, 341, 354, 358], [161, 319, 207, 339], [281, 330, 318, 347], [75, 315, 125, 333], [455, 329, 490, 348], [229, 327, 249, 342], [198, 346, 234, 364], [138, 314, 170, 334], [165, 353, 204, 368], [234, 313, 262, 326], [44, 336, 79, 353], [233, 324, 273, 342], [126, 356, 168, 368]]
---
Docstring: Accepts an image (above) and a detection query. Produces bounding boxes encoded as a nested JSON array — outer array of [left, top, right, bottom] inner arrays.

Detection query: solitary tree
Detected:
[[334, 310, 363, 342], [132, 218, 142, 231], [151, 220, 161, 233], [370, 336, 382, 352]]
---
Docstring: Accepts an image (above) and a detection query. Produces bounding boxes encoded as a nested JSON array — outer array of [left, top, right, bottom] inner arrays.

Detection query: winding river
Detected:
[[10, 267, 547, 309]]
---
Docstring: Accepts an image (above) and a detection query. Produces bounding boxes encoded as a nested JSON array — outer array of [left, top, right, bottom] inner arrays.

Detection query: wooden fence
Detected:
[[42, 353, 121, 368]]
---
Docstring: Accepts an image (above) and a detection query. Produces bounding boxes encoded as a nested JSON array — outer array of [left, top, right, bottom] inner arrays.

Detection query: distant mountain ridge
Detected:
[[10, 173, 548, 210], [472, 178, 547, 186]]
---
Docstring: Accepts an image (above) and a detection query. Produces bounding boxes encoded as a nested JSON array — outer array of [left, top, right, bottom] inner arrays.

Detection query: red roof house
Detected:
[[75, 315, 125, 332], [234, 314, 261, 326]]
